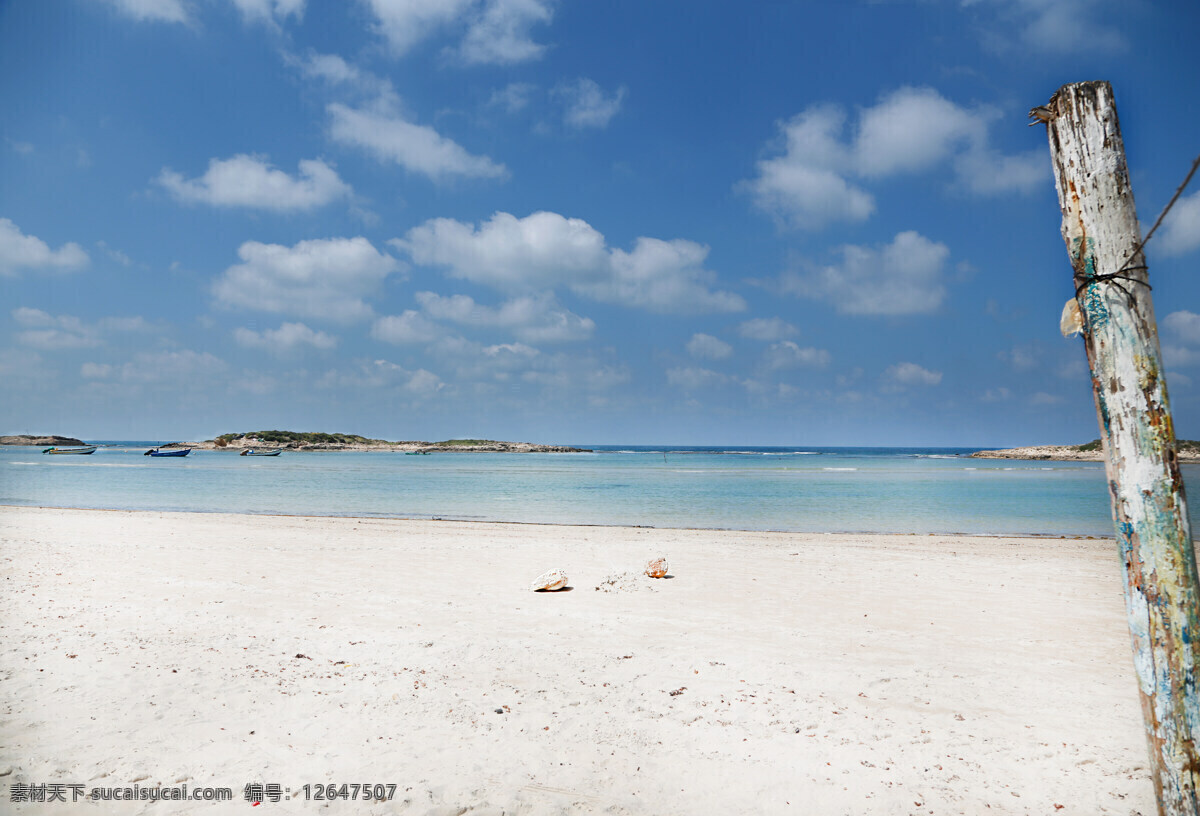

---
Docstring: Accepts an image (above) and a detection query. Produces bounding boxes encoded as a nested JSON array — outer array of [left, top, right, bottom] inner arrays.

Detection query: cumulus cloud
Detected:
[[686, 333, 732, 360], [228, 0, 304, 23], [1162, 311, 1200, 367], [667, 366, 729, 391], [489, 82, 536, 113], [157, 155, 351, 211], [82, 349, 227, 384], [738, 317, 798, 341], [359, 0, 473, 55], [234, 322, 337, 354], [1165, 311, 1200, 345], [555, 78, 625, 129], [459, 0, 554, 64], [415, 291, 594, 342], [371, 310, 444, 345], [963, 0, 1125, 53], [213, 236, 401, 322], [319, 357, 444, 394], [12, 308, 149, 350], [782, 230, 950, 316], [360, 0, 552, 63], [764, 341, 830, 369], [883, 361, 942, 387], [399, 210, 744, 314], [744, 87, 1045, 229], [1157, 192, 1200, 257], [401, 211, 606, 290], [0, 218, 89, 276], [328, 95, 507, 182]]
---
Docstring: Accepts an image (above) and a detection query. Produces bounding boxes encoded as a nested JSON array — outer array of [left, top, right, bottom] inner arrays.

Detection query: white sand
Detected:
[[0, 507, 1154, 815]]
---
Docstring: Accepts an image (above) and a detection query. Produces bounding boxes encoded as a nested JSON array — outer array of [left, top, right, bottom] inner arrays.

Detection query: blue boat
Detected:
[[145, 447, 191, 457]]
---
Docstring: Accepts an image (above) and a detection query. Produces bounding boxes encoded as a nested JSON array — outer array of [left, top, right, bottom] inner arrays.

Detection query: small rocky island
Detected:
[[180, 431, 590, 453], [973, 439, 1200, 463], [0, 435, 86, 446]]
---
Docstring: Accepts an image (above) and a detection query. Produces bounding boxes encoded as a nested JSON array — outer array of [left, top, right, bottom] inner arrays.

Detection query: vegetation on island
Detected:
[[435, 439, 498, 446], [1073, 439, 1200, 454], [212, 430, 390, 446]]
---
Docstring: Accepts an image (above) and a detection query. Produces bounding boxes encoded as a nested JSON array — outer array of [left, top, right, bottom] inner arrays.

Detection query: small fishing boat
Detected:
[[240, 448, 282, 457], [42, 446, 97, 455], [405, 450, 432, 456], [145, 447, 191, 457]]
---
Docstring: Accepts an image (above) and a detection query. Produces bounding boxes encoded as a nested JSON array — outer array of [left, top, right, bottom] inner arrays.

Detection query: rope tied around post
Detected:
[[1031, 101, 1199, 307]]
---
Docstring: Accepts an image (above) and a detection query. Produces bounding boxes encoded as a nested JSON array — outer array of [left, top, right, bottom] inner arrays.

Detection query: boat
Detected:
[[405, 450, 432, 456], [145, 447, 191, 457], [240, 448, 282, 457], [42, 446, 98, 455]]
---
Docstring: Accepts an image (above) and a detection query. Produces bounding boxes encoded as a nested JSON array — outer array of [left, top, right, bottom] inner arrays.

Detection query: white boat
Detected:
[[42, 446, 98, 455], [240, 448, 282, 457]]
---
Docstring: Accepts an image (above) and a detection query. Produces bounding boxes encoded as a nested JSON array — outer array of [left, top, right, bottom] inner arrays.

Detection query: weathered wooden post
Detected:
[[1035, 81, 1200, 815]]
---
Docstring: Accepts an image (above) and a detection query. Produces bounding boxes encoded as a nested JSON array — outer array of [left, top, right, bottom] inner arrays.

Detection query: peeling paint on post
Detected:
[[1039, 81, 1200, 815]]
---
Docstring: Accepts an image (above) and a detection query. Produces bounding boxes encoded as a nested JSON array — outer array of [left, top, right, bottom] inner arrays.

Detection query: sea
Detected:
[[5, 442, 1200, 538]]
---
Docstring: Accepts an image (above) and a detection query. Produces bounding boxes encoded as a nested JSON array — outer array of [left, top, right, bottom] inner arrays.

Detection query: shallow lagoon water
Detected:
[[4, 444, 1198, 537]]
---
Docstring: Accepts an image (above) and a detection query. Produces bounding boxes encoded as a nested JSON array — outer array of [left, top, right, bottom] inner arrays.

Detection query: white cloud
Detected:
[[371, 310, 444, 345], [359, 0, 473, 55], [744, 106, 874, 230], [738, 317, 798, 341], [1030, 391, 1064, 406], [14, 309, 99, 349], [744, 87, 1045, 229], [1165, 311, 1200, 344], [555, 78, 625, 129], [586, 238, 745, 314], [328, 96, 507, 182], [489, 82, 537, 113], [459, 0, 553, 64], [1157, 192, 1200, 257], [400, 211, 606, 290], [400, 211, 744, 314], [83, 349, 227, 384], [228, 0, 304, 23], [782, 231, 950, 316], [96, 0, 191, 24], [234, 322, 337, 354], [764, 341, 830, 369], [963, 0, 1125, 53], [157, 155, 351, 211], [998, 345, 1038, 371], [0, 218, 89, 276], [667, 366, 728, 390], [213, 236, 401, 322], [1164, 346, 1200, 368], [686, 333, 732, 361], [415, 291, 594, 342], [883, 362, 943, 387], [360, 0, 551, 63], [320, 357, 443, 394], [12, 308, 148, 350]]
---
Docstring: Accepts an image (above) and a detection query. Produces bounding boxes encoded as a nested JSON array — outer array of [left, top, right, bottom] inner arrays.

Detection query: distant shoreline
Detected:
[[973, 444, 1200, 463]]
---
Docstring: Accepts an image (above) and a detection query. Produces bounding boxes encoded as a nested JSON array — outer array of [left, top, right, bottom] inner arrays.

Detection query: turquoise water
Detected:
[[4, 443, 1199, 537]]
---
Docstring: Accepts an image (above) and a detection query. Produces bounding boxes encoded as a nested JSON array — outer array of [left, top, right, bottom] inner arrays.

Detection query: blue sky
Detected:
[[2, 0, 1199, 445]]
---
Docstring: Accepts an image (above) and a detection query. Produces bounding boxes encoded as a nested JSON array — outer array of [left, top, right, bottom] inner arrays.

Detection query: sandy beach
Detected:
[[0, 506, 1154, 815]]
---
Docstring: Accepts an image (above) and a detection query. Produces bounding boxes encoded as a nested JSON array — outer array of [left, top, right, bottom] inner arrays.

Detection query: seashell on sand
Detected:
[[530, 568, 569, 592], [644, 557, 668, 578]]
